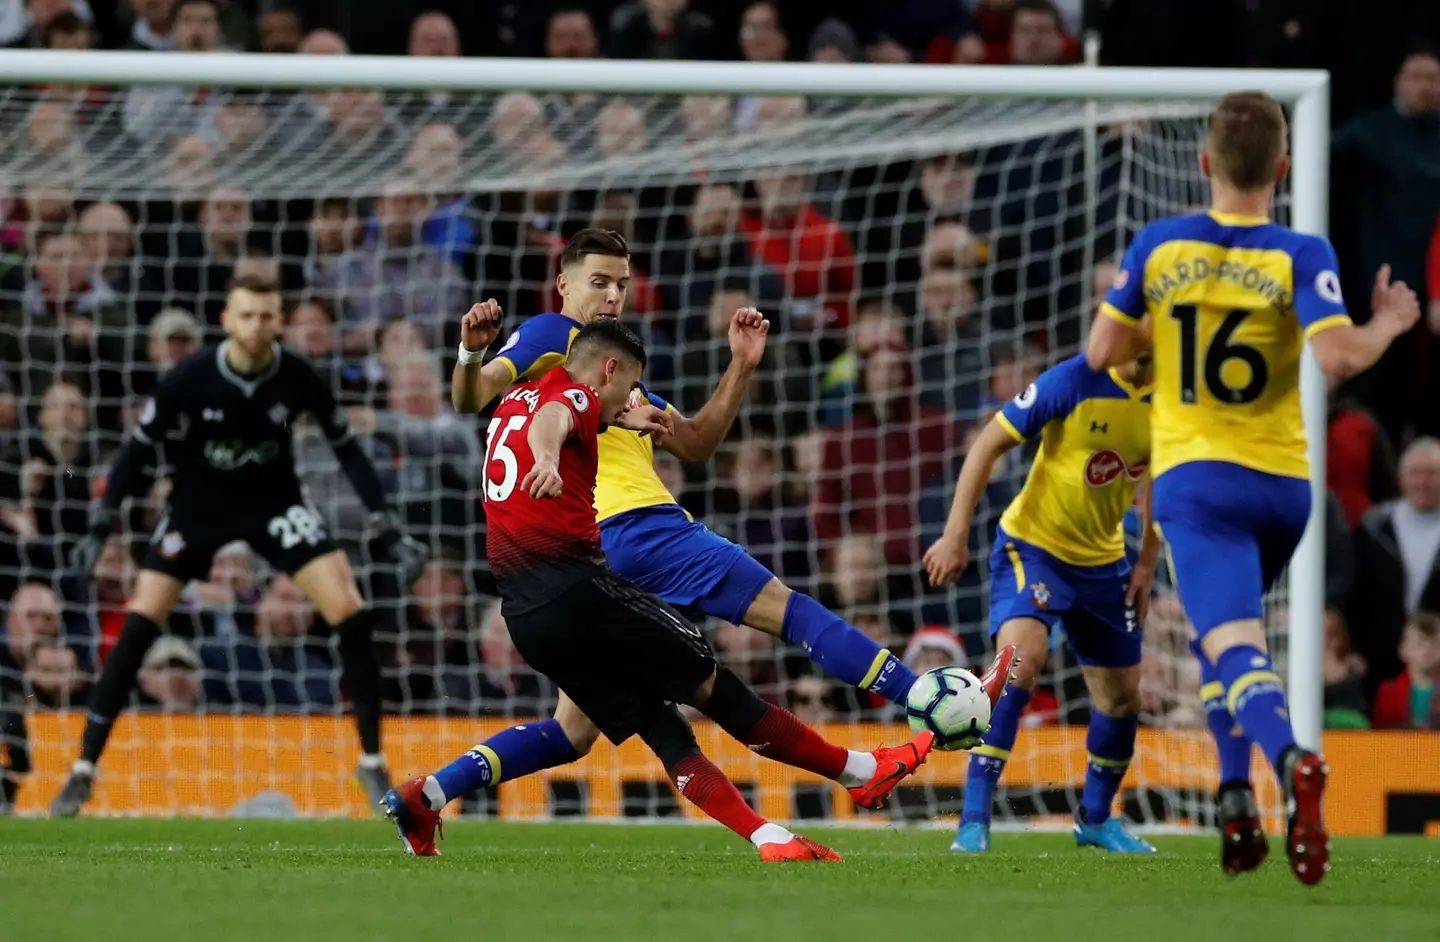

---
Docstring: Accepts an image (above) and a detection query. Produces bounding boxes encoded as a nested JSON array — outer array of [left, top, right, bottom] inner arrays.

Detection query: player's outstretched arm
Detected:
[[922, 418, 1021, 588], [521, 402, 575, 499], [1126, 474, 1162, 625], [1309, 264, 1421, 381], [663, 307, 769, 462], [451, 300, 507, 413]]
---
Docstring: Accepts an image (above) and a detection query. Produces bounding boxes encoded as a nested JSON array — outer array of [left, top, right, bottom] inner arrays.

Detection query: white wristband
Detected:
[[457, 342, 485, 365]]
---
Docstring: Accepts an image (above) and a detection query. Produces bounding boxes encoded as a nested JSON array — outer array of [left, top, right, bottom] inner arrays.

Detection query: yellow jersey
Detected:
[[492, 312, 679, 523], [996, 354, 1152, 567], [1099, 210, 1350, 481]]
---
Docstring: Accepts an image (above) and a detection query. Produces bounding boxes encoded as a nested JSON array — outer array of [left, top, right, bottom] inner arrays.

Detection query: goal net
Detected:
[[0, 62, 1293, 829]]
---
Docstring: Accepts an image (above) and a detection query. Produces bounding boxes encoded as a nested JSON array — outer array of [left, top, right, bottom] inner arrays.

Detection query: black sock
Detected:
[[80, 613, 163, 766], [696, 666, 770, 740], [335, 609, 382, 756], [639, 704, 703, 775]]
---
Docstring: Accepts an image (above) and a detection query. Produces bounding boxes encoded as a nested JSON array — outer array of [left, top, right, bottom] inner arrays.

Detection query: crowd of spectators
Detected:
[[2, 1, 1440, 810]]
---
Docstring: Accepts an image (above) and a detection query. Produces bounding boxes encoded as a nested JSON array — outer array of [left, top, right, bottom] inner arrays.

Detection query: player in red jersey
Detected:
[[386, 318, 932, 861]]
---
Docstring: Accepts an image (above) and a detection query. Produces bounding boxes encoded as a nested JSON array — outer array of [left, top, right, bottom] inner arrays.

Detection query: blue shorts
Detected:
[[599, 505, 774, 625], [1153, 461, 1311, 636], [988, 527, 1141, 669]]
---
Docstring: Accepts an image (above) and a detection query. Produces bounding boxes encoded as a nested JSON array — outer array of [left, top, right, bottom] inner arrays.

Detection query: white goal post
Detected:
[[0, 49, 1331, 804]]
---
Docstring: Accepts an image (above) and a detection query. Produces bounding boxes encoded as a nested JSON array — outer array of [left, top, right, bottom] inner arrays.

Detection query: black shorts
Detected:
[[503, 571, 716, 745], [141, 497, 339, 583]]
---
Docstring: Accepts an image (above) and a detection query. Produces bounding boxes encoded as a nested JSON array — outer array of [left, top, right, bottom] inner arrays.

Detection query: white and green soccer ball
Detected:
[[906, 667, 992, 751]]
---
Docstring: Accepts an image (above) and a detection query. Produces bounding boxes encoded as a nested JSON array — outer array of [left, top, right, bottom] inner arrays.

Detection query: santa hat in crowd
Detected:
[[903, 626, 967, 670]]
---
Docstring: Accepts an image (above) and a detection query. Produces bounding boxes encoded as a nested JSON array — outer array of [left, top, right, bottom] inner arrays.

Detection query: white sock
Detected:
[[421, 775, 448, 812], [71, 759, 96, 778], [358, 752, 386, 771], [749, 822, 794, 847], [836, 750, 877, 787]]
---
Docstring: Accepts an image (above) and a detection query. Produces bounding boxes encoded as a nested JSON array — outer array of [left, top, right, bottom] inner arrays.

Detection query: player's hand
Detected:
[[922, 533, 970, 588], [1370, 264, 1421, 337], [1125, 559, 1157, 627], [728, 307, 770, 370], [460, 299, 503, 354], [369, 511, 430, 586], [522, 459, 564, 499], [615, 404, 673, 438]]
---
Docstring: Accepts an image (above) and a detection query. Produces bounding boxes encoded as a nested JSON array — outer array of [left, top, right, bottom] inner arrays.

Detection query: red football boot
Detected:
[[1283, 750, 1331, 886], [381, 777, 444, 857], [978, 643, 1020, 708], [758, 835, 844, 862], [847, 730, 935, 810]]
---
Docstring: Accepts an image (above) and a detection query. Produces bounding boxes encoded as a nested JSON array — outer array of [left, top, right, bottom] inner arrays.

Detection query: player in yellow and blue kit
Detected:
[[924, 353, 1160, 855], [392, 229, 968, 838], [1087, 92, 1421, 885]]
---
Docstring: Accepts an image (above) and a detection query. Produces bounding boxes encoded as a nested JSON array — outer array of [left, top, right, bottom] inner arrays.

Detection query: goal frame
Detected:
[[0, 50, 1331, 749]]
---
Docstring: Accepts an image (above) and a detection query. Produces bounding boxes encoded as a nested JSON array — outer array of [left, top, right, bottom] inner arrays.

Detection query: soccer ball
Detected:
[[906, 667, 992, 751]]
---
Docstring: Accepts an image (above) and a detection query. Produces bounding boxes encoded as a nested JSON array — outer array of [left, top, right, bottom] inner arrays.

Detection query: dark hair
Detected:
[[1207, 91, 1287, 191], [42, 10, 90, 44], [1012, 0, 1063, 28], [290, 294, 336, 322], [570, 318, 647, 368], [561, 227, 629, 270], [229, 270, 281, 295], [1407, 611, 1440, 641], [176, 0, 221, 16]]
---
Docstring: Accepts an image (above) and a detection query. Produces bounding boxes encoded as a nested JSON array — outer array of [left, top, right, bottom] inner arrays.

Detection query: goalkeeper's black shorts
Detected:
[[140, 497, 339, 584]]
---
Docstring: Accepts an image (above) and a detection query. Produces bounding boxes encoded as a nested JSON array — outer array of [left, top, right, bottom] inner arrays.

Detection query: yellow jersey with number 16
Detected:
[[1099, 210, 1350, 482]]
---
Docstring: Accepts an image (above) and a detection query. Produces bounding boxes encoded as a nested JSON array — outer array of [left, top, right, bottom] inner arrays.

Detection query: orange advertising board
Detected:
[[12, 714, 1440, 836]]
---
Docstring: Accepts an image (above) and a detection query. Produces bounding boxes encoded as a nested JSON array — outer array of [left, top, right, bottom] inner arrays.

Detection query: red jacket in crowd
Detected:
[[739, 204, 856, 330]]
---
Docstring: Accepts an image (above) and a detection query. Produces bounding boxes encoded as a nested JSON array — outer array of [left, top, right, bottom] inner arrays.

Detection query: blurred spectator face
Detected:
[[1396, 53, 1440, 115], [257, 576, 315, 640], [680, 95, 733, 142], [1400, 617, 1440, 678], [134, 0, 177, 31], [491, 92, 556, 159], [172, 0, 222, 51], [39, 380, 86, 438], [139, 638, 201, 709], [921, 157, 975, 214], [377, 185, 433, 245], [644, 0, 688, 19], [29, 0, 72, 30], [753, 169, 808, 221], [989, 350, 1041, 403], [732, 438, 777, 503], [790, 676, 833, 724], [166, 134, 215, 198], [689, 183, 739, 238], [1323, 609, 1350, 657], [590, 191, 638, 242], [851, 612, 891, 645], [201, 186, 251, 255], [233, 255, 280, 286], [480, 602, 526, 671], [913, 644, 957, 672], [23, 177, 76, 233], [299, 29, 348, 55], [596, 102, 647, 158], [27, 642, 84, 703], [214, 100, 268, 150], [740, 2, 787, 62], [286, 300, 335, 356], [379, 320, 427, 372], [26, 101, 73, 153], [258, 8, 302, 52], [716, 619, 774, 657], [546, 10, 598, 59], [388, 359, 443, 418], [43, 11, 92, 50], [920, 267, 977, 332], [327, 89, 385, 141], [925, 222, 979, 272], [409, 12, 460, 57], [862, 344, 910, 404], [1399, 440, 1440, 511], [310, 200, 357, 256], [147, 308, 202, 369], [753, 95, 805, 131], [831, 534, 880, 608], [34, 233, 91, 296], [708, 289, 753, 337], [5, 583, 61, 660], [1010, 6, 1065, 66], [790, 429, 824, 480], [406, 123, 462, 189], [414, 560, 465, 633], [207, 542, 254, 595], [94, 536, 132, 597], [78, 202, 134, 268], [655, 452, 686, 499]]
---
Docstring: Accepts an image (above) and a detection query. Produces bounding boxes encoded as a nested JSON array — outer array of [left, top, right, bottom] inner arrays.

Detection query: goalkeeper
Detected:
[[923, 351, 1159, 854]]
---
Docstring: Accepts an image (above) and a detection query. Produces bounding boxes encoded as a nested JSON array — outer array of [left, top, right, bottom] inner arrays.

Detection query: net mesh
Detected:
[[0, 76, 1290, 827]]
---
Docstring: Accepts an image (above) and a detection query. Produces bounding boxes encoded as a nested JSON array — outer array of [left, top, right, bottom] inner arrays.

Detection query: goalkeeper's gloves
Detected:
[[68, 507, 119, 582], [368, 510, 429, 587]]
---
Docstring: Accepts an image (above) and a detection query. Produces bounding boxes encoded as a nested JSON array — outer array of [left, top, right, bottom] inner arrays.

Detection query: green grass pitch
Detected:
[[2, 819, 1435, 942]]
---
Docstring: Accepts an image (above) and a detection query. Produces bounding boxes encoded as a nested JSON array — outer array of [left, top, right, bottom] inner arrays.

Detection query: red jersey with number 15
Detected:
[[484, 368, 607, 613]]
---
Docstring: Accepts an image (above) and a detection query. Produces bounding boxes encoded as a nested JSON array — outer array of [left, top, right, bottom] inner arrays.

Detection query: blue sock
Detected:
[[1215, 645, 1296, 773], [780, 592, 917, 703], [426, 718, 578, 809], [1196, 643, 1253, 787], [1080, 711, 1138, 825], [961, 683, 1031, 825]]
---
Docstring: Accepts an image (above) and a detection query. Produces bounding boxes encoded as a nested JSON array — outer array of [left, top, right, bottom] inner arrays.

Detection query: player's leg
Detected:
[[638, 702, 840, 862], [1193, 637, 1267, 875], [52, 515, 211, 817]]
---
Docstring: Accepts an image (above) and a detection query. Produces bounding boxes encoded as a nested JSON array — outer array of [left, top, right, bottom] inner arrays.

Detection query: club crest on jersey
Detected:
[[160, 531, 186, 557], [1031, 581, 1051, 609], [1084, 449, 1127, 486], [268, 403, 289, 425]]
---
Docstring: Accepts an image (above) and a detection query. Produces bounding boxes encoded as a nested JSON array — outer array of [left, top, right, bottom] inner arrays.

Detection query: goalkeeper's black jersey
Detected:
[[133, 342, 352, 518]]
